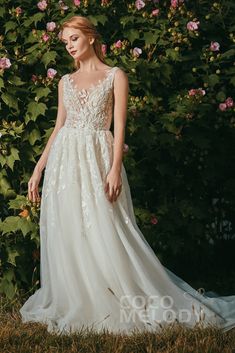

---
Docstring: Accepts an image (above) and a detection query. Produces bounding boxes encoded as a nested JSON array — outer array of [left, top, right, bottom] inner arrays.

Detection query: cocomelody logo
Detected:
[[119, 294, 206, 325]]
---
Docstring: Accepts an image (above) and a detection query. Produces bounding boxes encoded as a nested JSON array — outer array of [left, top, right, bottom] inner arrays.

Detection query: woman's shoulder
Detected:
[[112, 66, 128, 81], [61, 73, 69, 81]]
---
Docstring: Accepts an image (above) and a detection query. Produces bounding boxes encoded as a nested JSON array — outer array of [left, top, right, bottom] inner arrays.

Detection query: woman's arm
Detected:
[[104, 68, 129, 203], [111, 68, 129, 173], [34, 77, 66, 173]]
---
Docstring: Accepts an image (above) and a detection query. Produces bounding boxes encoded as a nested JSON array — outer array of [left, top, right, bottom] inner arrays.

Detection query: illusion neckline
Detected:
[[67, 66, 116, 96]]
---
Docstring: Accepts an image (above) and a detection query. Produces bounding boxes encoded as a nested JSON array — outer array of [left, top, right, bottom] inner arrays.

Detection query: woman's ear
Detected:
[[89, 37, 95, 45]]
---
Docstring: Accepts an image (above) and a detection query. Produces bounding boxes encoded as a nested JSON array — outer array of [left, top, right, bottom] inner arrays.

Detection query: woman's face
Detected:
[[61, 27, 94, 60]]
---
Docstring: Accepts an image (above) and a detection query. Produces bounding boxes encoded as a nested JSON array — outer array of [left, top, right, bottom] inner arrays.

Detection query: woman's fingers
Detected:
[[105, 181, 122, 203], [109, 185, 114, 199], [113, 187, 121, 202], [27, 182, 40, 203], [28, 189, 32, 202]]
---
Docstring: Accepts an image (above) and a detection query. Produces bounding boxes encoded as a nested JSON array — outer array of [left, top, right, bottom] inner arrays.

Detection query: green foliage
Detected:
[[0, 0, 235, 299]]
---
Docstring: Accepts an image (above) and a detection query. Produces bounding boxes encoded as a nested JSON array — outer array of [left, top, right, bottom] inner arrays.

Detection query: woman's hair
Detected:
[[60, 15, 107, 70]]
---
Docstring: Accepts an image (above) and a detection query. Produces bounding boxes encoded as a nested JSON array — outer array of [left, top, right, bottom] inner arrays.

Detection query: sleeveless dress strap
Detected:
[[109, 66, 119, 89]]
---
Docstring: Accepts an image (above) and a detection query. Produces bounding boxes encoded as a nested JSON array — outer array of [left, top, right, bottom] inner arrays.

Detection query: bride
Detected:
[[20, 15, 235, 335]]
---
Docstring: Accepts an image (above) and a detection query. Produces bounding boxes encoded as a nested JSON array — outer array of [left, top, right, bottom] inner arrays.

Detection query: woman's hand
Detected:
[[104, 168, 122, 203], [27, 168, 42, 203]]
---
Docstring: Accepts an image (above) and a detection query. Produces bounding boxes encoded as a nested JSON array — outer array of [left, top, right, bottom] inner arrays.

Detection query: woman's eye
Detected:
[[63, 37, 78, 45]]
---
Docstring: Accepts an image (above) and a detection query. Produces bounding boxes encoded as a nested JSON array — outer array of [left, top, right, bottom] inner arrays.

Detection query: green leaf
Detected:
[[0, 216, 21, 235], [41, 51, 57, 67], [144, 30, 159, 45], [8, 76, 26, 86], [18, 217, 36, 237], [23, 12, 45, 27], [6, 154, 18, 170], [28, 128, 41, 145], [10, 147, 20, 160], [0, 174, 13, 196], [5, 147, 20, 170], [0, 215, 36, 237], [25, 102, 47, 123], [216, 91, 226, 102], [120, 15, 135, 27], [34, 87, 51, 99], [0, 76, 4, 90], [13, 122, 25, 135], [26, 43, 41, 54], [5, 283, 16, 299], [4, 21, 17, 33], [8, 195, 28, 210], [7, 249, 20, 266], [165, 49, 180, 61], [208, 74, 219, 87], [6, 31, 18, 42], [0, 6, 6, 17], [0, 154, 6, 168], [125, 29, 140, 44], [88, 14, 108, 26], [220, 49, 235, 59], [1, 93, 19, 111]]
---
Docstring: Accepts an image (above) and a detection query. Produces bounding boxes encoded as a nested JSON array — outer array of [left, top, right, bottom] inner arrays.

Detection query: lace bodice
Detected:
[[62, 66, 119, 131]]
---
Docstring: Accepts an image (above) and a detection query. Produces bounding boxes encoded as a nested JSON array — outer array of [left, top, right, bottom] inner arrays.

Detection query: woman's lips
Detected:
[[70, 51, 77, 55]]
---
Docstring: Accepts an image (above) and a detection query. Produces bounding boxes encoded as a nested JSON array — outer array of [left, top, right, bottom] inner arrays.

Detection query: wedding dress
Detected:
[[20, 66, 235, 335]]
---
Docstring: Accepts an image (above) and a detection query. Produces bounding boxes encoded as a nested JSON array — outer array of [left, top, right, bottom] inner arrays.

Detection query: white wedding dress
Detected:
[[20, 66, 235, 335]]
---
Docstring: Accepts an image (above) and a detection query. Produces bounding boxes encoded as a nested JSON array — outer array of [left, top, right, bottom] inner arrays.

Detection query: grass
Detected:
[[0, 295, 235, 353]]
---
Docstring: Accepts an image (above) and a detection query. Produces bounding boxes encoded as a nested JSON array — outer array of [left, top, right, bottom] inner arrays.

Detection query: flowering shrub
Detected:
[[0, 0, 235, 298]]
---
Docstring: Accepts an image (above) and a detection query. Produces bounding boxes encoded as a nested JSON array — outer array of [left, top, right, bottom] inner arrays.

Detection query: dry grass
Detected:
[[0, 295, 235, 353]]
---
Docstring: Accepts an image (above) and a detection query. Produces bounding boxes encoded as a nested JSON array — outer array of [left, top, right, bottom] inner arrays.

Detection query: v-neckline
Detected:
[[67, 66, 115, 96]]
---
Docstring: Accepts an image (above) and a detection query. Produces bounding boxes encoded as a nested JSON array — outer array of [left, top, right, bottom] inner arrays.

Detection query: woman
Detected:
[[20, 15, 235, 335]]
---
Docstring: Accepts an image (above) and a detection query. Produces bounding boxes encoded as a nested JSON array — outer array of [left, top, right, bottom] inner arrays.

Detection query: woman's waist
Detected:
[[60, 124, 113, 135], [64, 114, 112, 132]]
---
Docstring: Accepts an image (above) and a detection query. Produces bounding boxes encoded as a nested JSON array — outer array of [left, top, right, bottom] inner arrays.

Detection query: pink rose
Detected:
[[37, 0, 47, 11], [0, 57, 11, 69], [171, 0, 184, 8], [133, 47, 142, 57], [219, 103, 227, 111], [42, 33, 50, 42], [188, 89, 196, 96], [152, 8, 159, 16], [101, 44, 107, 56], [123, 143, 129, 153], [46, 22, 56, 32], [15, 7, 23, 15], [171, 0, 178, 7], [198, 88, 206, 96], [73, 0, 81, 6], [151, 216, 158, 225], [188, 88, 206, 97], [115, 40, 122, 48], [210, 41, 220, 52], [225, 97, 234, 108], [187, 21, 200, 31], [47, 68, 57, 79], [58, 0, 69, 10], [135, 0, 145, 10], [31, 74, 38, 82]]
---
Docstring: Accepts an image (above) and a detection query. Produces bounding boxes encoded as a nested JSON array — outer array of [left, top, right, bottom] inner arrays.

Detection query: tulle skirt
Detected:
[[20, 126, 235, 335]]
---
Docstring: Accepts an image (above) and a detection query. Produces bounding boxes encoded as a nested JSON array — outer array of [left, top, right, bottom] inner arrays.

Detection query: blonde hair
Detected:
[[60, 15, 107, 70]]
